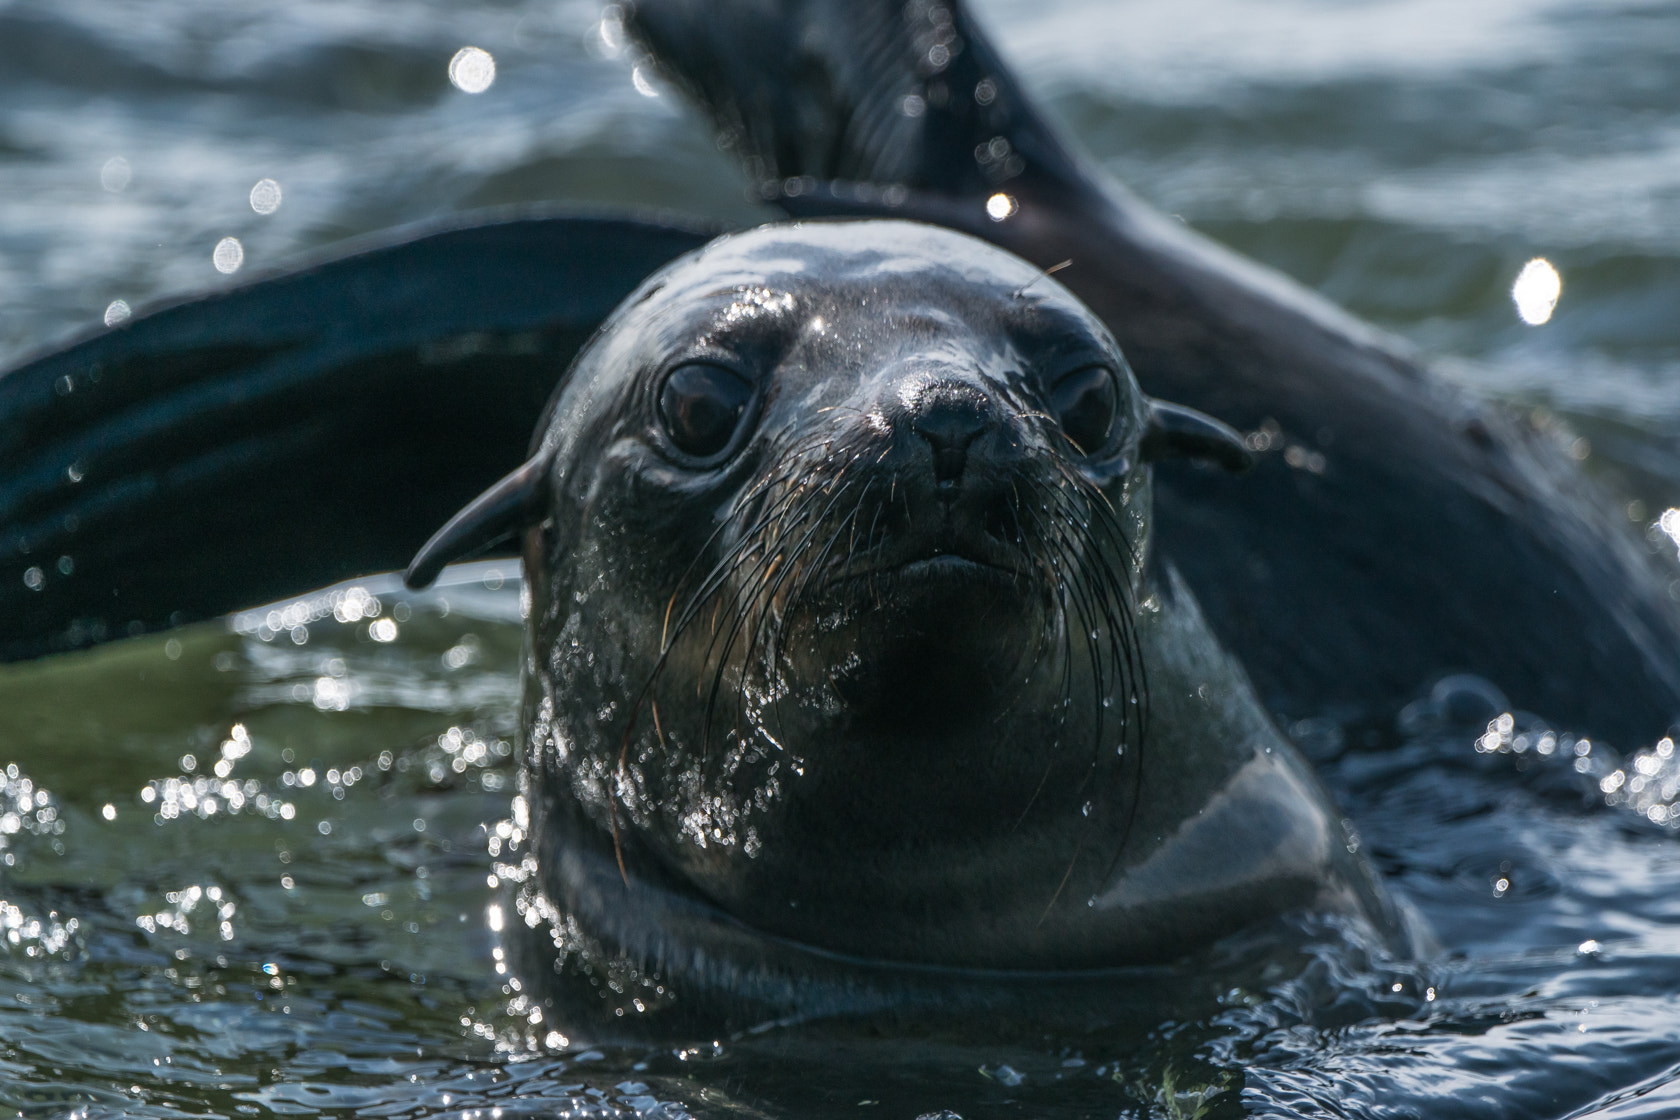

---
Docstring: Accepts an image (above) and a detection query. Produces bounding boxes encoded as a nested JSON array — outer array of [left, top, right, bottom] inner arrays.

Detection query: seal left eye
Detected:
[[1049, 364, 1117, 455], [658, 363, 755, 459]]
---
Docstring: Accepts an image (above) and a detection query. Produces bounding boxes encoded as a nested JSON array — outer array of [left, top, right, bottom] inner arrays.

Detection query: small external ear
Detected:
[[1140, 400, 1254, 473], [404, 455, 550, 589]]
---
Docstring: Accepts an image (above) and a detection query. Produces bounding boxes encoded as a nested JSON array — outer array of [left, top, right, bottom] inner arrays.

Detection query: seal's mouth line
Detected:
[[822, 551, 1027, 588]]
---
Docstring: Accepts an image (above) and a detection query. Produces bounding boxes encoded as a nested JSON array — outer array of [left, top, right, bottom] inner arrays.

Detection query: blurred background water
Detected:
[[2, 0, 1680, 1116]]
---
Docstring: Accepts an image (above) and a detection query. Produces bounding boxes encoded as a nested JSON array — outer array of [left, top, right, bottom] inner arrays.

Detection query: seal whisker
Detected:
[[1024, 466, 1157, 887], [747, 484, 871, 750], [1037, 845, 1083, 926], [1012, 759, 1058, 831], [741, 467, 866, 673], [695, 473, 863, 756], [614, 470, 822, 840], [654, 458, 810, 647], [1016, 467, 1147, 800], [1010, 481, 1127, 911], [1012, 257, 1074, 300], [724, 472, 871, 752]]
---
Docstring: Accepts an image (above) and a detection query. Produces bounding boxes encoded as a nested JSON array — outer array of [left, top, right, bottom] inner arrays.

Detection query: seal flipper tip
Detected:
[[623, 0, 1088, 203], [1141, 400, 1254, 474], [405, 455, 549, 590]]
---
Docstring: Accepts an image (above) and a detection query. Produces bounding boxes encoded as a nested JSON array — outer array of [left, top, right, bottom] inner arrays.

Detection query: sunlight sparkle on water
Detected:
[[597, 5, 625, 55], [212, 237, 244, 274], [99, 156, 130, 192], [986, 193, 1018, 221], [449, 47, 496, 94], [1660, 508, 1680, 561], [1512, 257, 1561, 325], [249, 178, 282, 215]]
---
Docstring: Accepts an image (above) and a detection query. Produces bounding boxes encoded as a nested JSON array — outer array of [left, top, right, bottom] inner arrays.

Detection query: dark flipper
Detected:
[[624, 0, 1088, 204], [1141, 401, 1253, 474], [403, 454, 550, 591], [624, 0, 1680, 744], [0, 211, 710, 662]]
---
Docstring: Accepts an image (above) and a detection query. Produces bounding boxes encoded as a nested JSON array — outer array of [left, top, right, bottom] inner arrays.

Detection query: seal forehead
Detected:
[[656, 220, 1076, 309], [619, 222, 1114, 368]]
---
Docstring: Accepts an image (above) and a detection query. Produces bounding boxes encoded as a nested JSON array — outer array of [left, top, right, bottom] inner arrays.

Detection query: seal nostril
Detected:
[[934, 447, 966, 483], [911, 383, 996, 485]]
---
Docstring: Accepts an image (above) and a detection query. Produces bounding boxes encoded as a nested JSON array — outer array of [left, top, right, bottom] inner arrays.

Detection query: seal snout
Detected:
[[907, 379, 997, 489], [858, 369, 1026, 577]]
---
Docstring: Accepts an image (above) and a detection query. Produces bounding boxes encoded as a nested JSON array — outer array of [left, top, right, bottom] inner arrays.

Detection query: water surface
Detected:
[[3, 0, 1680, 1115]]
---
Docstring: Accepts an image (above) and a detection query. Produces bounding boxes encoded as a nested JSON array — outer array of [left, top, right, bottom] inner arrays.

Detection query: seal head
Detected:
[[409, 220, 1397, 1018]]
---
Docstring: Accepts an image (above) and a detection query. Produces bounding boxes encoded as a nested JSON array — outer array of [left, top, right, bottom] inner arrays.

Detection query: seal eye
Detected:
[[1049, 365, 1117, 455], [658, 362, 755, 460]]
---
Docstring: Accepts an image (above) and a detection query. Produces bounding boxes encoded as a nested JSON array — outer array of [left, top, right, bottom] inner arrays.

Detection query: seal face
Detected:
[[408, 219, 1401, 1023]]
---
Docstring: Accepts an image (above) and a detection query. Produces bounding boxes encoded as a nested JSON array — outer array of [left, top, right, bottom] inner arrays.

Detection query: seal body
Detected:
[[423, 221, 1403, 1030]]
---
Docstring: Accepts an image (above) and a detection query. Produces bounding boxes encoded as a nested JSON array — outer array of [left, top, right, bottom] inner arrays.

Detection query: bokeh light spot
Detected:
[[449, 47, 496, 94], [249, 178, 282, 215], [213, 237, 244, 274], [1659, 509, 1680, 560], [1512, 258, 1561, 325], [103, 300, 131, 327], [100, 157, 131, 192]]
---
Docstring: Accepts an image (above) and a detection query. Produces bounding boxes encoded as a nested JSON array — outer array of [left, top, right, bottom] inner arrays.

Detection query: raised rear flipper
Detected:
[[0, 211, 711, 662], [624, 0, 1092, 209]]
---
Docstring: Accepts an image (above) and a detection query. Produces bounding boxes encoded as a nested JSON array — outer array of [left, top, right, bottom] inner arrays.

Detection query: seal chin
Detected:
[[797, 548, 1046, 732]]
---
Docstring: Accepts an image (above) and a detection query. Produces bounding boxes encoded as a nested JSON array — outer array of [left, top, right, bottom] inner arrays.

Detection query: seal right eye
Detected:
[[658, 362, 755, 460], [1048, 364, 1118, 456]]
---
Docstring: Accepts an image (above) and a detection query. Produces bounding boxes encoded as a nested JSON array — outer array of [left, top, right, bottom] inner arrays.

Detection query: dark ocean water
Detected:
[[2, 0, 1680, 1116]]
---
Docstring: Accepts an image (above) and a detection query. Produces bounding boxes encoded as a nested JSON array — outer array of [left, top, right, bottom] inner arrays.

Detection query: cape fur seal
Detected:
[[0, 0, 1668, 1038], [405, 220, 1405, 1030]]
